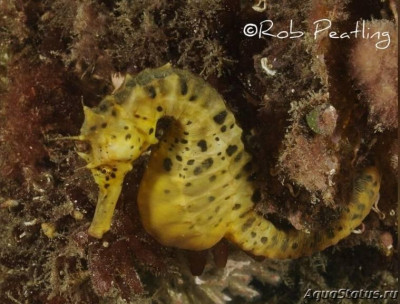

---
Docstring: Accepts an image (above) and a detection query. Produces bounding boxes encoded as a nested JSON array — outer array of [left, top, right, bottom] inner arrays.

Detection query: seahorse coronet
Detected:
[[76, 64, 381, 258]]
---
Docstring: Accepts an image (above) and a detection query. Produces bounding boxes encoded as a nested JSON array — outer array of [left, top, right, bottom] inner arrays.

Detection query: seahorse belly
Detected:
[[135, 72, 254, 249]]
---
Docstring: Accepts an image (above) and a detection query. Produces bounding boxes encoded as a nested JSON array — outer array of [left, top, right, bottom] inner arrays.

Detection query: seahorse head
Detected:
[[78, 104, 154, 170]]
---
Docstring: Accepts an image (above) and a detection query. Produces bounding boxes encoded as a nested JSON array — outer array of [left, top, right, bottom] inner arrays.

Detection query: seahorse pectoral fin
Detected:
[[87, 162, 132, 239]]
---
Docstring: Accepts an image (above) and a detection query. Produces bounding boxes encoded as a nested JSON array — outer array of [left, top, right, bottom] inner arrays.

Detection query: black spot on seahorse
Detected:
[[291, 242, 299, 249], [197, 140, 207, 152], [179, 77, 188, 95], [234, 152, 243, 162], [239, 211, 247, 219], [146, 85, 156, 98], [163, 158, 172, 172], [232, 204, 241, 210], [98, 101, 109, 112], [241, 217, 256, 232], [213, 110, 227, 125], [201, 158, 213, 169], [226, 145, 238, 156], [194, 167, 202, 175], [261, 237, 268, 244]]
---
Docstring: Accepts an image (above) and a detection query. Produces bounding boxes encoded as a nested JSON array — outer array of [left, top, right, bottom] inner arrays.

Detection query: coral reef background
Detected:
[[0, 0, 397, 303]]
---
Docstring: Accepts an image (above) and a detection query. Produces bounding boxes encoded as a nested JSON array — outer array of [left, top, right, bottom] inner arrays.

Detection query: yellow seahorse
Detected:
[[75, 64, 380, 259]]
